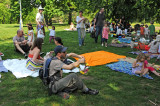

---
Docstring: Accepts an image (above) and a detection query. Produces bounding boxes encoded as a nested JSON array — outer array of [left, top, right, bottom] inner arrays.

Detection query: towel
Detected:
[[3, 59, 85, 78], [106, 61, 153, 79], [75, 51, 126, 66]]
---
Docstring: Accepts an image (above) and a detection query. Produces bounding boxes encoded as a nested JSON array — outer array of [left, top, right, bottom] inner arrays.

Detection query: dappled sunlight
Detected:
[[100, 93, 116, 101], [108, 83, 120, 91]]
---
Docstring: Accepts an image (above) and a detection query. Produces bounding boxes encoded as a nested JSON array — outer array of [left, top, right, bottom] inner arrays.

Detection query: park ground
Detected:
[[0, 24, 160, 106]]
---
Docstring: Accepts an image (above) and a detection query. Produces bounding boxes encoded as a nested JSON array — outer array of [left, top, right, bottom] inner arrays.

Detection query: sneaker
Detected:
[[57, 92, 70, 99], [101, 43, 104, 46], [40, 52, 44, 56], [24, 53, 28, 59], [105, 43, 107, 47], [83, 88, 99, 95]]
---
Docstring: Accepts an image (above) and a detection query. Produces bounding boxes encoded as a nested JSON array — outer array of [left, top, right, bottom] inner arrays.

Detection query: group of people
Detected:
[[11, 5, 160, 99]]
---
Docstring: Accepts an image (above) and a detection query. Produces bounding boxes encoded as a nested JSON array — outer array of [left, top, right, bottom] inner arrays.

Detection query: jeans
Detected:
[[77, 28, 86, 46], [95, 26, 103, 43]]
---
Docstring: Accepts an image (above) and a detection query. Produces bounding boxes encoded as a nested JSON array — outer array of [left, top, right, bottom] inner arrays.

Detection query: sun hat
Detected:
[[38, 5, 44, 10]]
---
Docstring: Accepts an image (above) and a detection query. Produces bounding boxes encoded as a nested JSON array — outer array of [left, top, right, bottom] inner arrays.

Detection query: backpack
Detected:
[[39, 56, 58, 86]]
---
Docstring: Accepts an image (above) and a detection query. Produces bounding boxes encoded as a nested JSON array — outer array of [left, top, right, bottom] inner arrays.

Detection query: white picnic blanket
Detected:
[[3, 59, 85, 79]]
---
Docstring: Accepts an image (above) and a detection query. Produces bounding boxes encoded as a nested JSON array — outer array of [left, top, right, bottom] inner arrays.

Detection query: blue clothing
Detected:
[[132, 62, 143, 74]]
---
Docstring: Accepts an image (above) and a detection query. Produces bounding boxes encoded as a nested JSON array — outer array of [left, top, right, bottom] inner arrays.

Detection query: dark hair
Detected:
[[153, 41, 158, 45], [28, 24, 34, 30], [52, 26, 55, 30], [31, 38, 43, 51], [79, 10, 83, 13], [55, 37, 63, 45]]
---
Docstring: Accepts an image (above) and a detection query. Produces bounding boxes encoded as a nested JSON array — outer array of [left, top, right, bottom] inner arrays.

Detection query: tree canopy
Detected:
[[1, 0, 160, 24]]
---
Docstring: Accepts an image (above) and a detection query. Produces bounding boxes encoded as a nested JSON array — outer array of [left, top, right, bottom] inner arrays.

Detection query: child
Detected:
[[132, 53, 149, 76], [26, 24, 34, 47], [144, 24, 149, 39], [144, 54, 160, 76], [37, 21, 45, 39], [47, 25, 55, 43], [116, 26, 122, 38], [140, 24, 145, 37], [102, 23, 110, 47]]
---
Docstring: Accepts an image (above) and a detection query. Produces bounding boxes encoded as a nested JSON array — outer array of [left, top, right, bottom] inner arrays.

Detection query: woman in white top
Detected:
[[76, 10, 86, 46]]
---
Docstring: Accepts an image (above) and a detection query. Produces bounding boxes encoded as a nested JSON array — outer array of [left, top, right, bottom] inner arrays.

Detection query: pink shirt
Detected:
[[144, 60, 148, 68], [102, 27, 109, 39]]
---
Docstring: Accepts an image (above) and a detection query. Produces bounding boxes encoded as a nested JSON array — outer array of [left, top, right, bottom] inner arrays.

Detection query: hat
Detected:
[[54, 45, 67, 55], [38, 5, 44, 10], [156, 35, 160, 41]]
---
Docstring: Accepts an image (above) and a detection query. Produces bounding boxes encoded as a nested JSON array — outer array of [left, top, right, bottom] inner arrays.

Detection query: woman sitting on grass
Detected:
[[26, 38, 44, 71], [132, 53, 149, 76]]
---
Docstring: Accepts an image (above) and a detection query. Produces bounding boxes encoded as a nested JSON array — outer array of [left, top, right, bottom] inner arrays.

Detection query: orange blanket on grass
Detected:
[[75, 51, 126, 66]]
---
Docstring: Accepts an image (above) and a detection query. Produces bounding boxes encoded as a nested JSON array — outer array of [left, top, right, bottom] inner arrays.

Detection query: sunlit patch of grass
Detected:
[[108, 83, 120, 91]]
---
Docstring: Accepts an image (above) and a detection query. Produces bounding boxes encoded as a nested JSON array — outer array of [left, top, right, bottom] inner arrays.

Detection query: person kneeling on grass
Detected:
[[13, 29, 30, 58], [132, 53, 149, 76], [48, 46, 99, 99]]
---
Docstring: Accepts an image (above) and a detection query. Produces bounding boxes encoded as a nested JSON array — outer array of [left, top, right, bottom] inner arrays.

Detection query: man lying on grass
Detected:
[[48, 45, 99, 99], [13, 29, 30, 58]]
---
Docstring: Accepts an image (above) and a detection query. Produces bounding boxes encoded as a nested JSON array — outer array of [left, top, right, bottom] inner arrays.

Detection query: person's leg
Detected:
[[81, 28, 86, 45], [152, 71, 160, 76], [51, 73, 88, 94], [101, 38, 104, 46], [95, 26, 100, 43], [99, 26, 103, 44], [49, 36, 52, 43], [77, 28, 82, 46], [15, 44, 25, 54], [105, 39, 108, 47], [141, 68, 149, 76]]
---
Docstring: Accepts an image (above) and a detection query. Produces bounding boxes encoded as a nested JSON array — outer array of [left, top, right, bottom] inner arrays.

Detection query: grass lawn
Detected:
[[0, 24, 160, 106]]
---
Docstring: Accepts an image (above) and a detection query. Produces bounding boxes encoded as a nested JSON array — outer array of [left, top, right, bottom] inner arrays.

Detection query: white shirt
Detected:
[[37, 29, 44, 38], [27, 30, 34, 42], [36, 13, 44, 23], [116, 29, 122, 35], [144, 28, 149, 35], [76, 16, 85, 28], [48, 29, 55, 36]]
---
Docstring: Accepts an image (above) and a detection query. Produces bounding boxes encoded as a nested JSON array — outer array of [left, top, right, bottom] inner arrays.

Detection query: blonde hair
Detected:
[[136, 53, 145, 62]]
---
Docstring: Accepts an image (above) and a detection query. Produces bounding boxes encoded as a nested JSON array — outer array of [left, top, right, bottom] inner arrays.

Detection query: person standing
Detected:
[[36, 5, 46, 37], [148, 21, 155, 42], [94, 8, 105, 43], [76, 11, 86, 46]]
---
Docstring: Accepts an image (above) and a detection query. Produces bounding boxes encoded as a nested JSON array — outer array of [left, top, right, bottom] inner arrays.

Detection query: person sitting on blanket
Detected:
[[132, 53, 149, 76], [13, 29, 30, 58], [144, 54, 160, 76], [148, 35, 160, 54], [26, 38, 44, 71], [48, 45, 99, 99]]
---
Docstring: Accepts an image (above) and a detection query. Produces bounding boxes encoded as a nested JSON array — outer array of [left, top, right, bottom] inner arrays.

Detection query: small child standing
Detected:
[[37, 21, 45, 39], [27, 24, 34, 46], [132, 53, 149, 76], [102, 23, 110, 47], [47, 25, 55, 43], [144, 24, 149, 39], [144, 54, 160, 76]]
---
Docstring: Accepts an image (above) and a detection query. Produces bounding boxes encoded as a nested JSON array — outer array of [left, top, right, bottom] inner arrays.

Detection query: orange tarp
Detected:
[[75, 51, 126, 66]]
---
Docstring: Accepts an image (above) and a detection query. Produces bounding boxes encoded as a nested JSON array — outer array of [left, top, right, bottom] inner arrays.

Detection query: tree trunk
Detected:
[[49, 18, 52, 26], [44, 14, 48, 25], [68, 12, 72, 25]]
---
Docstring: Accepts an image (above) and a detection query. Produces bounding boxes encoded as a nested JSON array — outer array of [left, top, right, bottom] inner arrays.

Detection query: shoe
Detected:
[[105, 43, 107, 47], [57, 92, 70, 99], [24, 53, 28, 59], [101, 43, 104, 46], [40, 52, 44, 56], [48, 81, 53, 96], [83, 88, 99, 95]]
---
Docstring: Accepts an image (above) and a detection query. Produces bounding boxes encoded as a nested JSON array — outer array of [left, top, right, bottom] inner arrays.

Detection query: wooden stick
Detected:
[[149, 100, 157, 106]]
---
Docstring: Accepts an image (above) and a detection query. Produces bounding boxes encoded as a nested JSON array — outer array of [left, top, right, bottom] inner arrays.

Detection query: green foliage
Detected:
[[1, 0, 160, 24]]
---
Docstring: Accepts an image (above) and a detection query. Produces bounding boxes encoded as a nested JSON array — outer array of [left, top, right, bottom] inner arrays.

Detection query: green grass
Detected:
[[0, 24, 160, 106]]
